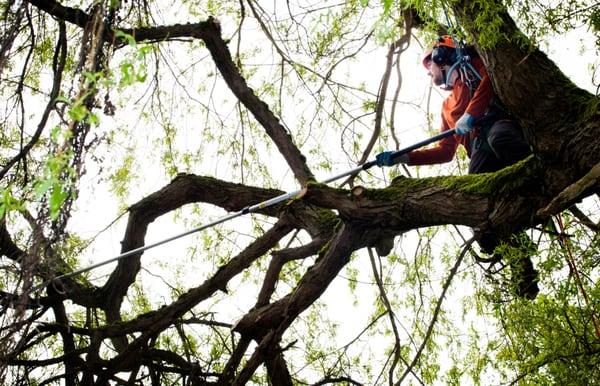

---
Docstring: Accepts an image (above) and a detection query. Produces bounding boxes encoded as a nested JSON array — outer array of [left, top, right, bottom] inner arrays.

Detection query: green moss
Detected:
[[364, 156, 538, 201], [317, 238, 332, 256], [316, 208, 339, 228], [315, 219, 343, 256], [440, 156, 537, 196], [363, 174, 436, 201], [574, 90, 600, 123]]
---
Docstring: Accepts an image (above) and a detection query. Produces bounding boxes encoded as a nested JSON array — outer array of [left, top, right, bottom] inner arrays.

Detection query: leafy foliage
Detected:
[[0, 0, 598, 385]]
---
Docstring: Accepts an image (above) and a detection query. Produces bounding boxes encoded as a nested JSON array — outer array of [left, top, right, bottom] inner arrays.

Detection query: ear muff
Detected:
[[428, 35, 458, 67], [431, 45, 457, 66]]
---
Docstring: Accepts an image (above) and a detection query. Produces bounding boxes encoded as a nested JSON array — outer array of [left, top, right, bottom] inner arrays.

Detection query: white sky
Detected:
[[60, 8, 599, 384]]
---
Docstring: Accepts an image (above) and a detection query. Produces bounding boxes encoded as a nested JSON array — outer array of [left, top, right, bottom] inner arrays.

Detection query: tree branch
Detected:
[[25, 0, 90, 29], [100, 173, 292, 314], [257, 237, 327, 306], [537, 160, 600, 219], [396, 238, 474, 385], [0, 19, 67, 181], [311, 376, 363, 386], [190, 19, 314, 184], [88, 219, 294, 377], [25, 3, 314, 184], [233, 221, 376, 337], [0, 220, 26, 262]]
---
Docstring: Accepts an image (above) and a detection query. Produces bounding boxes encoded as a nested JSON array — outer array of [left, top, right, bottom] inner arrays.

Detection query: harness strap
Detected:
[[470, 97, 512, 153]]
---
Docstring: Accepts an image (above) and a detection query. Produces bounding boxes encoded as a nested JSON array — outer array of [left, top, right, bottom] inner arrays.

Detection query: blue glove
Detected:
[[455, 112, 475, 135], [376, 151, 408, 167], [376, 151, 394, 167]]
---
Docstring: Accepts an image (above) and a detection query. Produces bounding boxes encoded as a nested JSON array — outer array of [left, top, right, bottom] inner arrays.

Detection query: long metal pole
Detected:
[[34, 129, 456, 292]]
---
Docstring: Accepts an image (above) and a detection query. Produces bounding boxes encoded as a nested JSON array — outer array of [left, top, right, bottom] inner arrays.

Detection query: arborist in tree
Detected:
[[376, 35, 539, 299]]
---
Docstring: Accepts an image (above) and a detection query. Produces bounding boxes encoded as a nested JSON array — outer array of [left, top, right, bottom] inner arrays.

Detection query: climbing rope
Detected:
[[29, 129, 457, 294], [555, 214, 600, 338]]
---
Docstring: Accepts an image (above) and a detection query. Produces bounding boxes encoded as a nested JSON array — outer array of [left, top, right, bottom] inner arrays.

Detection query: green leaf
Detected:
[[0, 187, 24, 216], [82, 71, 100, 84], [49, 186, 69, 220], [382, 0, 392, 14], [54, 95, 71, 104], [86, 112, 99, 125], [68, 104, 89, 122], [119, 62, 134, 86], [34, 179, 54, 198], [50, 125, 62, 142], [136, 65, 147, 82], [114, 30, 137, 47]]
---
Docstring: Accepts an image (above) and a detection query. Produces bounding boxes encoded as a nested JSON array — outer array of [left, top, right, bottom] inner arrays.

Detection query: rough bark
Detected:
[[5, 0, 599, 384]]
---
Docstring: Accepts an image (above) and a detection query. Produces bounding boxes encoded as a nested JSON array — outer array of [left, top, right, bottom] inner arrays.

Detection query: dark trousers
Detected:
[[468, 120, 538, 298], [468, 119, 530, 174]]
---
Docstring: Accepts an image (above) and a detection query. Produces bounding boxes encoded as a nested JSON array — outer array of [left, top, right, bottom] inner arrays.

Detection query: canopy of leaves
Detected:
[[0, 0, 599, 385]]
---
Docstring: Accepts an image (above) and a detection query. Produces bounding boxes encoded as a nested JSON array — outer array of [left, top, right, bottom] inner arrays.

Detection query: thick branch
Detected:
[[0, 290, 50, 310], [303, 177, 488, 230], [50, 298, 82, 386], [233, 221, 375, 337], [26, 0, 90, 28], [25, 2, 314, 184], [265, 350, 294, 386], [537, 160, 600, 218], [256, 237, 327, 307], [88, 219, 293, 377], [229, 221, 382, 382], [0, 220, 26, 261], [190, 20, 313, 184], [6, 347, 87, 367], [100, 174, 289, 313]]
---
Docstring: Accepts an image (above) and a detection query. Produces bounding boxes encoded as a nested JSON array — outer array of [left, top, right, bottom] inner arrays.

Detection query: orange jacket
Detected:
[[408, 57, 493, 165]]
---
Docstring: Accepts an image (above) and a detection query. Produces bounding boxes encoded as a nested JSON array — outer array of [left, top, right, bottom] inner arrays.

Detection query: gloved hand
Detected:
[[375, 151, 409, 167], [455, 112, 475, 135]]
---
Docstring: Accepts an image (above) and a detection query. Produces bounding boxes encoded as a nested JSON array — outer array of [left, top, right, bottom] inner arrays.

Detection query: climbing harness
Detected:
[[424, 34, 482, 92], [30, 129, 457, 294], [447, 40, 482, 93], [437, 5, 482, 92]]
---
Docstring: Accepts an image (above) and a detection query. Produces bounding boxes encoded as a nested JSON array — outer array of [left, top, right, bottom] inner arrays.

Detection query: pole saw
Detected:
[[32, 129, 457, 292]]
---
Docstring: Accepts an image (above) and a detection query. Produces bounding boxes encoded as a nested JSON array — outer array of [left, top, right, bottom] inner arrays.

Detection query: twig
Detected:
[[367, 248, 415, 385], [396, 238, 475, 385]]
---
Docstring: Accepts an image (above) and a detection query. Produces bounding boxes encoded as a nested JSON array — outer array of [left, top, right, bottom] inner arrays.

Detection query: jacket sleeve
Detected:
[[406, 132, 459, 165], [406, 86, 466, 165]]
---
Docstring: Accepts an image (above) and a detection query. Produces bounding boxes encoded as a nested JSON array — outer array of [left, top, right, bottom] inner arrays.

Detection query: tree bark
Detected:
[[9, 0, 600, 384]]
